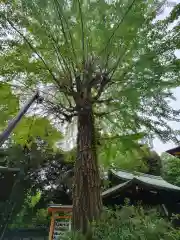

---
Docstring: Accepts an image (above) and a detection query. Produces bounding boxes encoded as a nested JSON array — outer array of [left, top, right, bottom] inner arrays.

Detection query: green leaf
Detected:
[[0, 83, 19, 130], [98, 132, 149, 171], [13, 117, 63, 146]]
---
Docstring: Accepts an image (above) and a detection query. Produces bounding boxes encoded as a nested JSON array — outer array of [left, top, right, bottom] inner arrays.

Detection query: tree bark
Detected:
[[72, 104, 102, 234]]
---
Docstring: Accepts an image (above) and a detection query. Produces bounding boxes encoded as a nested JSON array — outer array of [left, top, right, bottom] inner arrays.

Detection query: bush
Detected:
[[65, 205, 180, 240], [161, 153, 180, 186]]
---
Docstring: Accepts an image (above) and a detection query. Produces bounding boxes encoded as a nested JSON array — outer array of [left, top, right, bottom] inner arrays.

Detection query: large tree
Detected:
[[0, 0, 180, 233]]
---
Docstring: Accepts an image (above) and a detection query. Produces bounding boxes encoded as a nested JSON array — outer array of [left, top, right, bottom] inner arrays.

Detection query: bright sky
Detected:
[[153, 0, 180, 154]]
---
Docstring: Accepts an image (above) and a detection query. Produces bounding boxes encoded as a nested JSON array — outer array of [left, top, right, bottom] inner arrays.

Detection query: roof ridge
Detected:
[[111, 169, 180, 191], [112, 168, 162, 180]]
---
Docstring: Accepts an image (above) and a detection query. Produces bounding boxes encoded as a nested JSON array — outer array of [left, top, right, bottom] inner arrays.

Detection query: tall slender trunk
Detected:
[[72, 105, 102, 234]]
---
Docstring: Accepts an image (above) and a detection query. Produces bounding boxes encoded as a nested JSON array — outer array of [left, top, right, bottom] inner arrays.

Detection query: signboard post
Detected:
[[53, 216, 71, 240], [48, 204, 72, 240]]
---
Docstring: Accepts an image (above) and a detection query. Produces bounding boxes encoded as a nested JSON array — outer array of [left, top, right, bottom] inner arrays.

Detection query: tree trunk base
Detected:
[[72, 107, 102, 234]]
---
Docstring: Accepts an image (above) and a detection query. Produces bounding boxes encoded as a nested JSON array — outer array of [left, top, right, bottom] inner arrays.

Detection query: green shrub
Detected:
[[65, 205, 180, 240], [161, 153, 180, 186]]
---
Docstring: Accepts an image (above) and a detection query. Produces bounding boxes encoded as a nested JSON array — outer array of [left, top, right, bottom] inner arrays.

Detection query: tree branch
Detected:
[[53, 0, 77, 76], [92, 73, 111, 101], [77, 0, 86, 69], [43, 23, 71, 77], [45, 99, 77, 123], [4, 17, 59, 83], [75, 75, 82, 92], [94, 109, 120, 117], [46, 99, 75, 113], [4, 15, 75, 97], [109, 47, 129, 79], [94, 111, 109, 117], [53, 0, 78, 66], [94, 98, 113, 104], [100, 0, 136, 55]]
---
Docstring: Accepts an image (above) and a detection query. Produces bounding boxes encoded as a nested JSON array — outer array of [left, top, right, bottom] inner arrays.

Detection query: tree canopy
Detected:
[[0, 0, 179, 142]]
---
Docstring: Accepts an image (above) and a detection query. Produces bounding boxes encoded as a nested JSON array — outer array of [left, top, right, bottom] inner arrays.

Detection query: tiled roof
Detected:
[[110, 169, 180, 191], [102, 181, 131, 198], [166, 146, 180, 158]]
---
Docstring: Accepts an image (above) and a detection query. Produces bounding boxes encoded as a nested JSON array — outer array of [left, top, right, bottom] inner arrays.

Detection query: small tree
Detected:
[[98, 137, 161, 175], [161, 152, 180, 186], [0, 138, 73, 232], [0, 0, 180, 233]]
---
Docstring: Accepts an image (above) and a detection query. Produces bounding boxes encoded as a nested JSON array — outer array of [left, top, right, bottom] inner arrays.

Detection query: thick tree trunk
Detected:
[[72, 105, 102, 234]]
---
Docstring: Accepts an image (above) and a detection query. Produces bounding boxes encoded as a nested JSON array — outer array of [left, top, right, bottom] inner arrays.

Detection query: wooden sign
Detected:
[[52, 217, 71, 240], [48, 204, 72, 240]]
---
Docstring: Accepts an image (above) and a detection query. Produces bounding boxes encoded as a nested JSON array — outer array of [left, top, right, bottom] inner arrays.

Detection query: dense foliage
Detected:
[[0, 139, 73, 198], [0, 140, 73, 232], [161, 152, 180, 186], [9, 192, 49, 229], [99, 141, 161, 175], [65, 205, 180, 240]]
